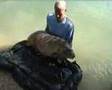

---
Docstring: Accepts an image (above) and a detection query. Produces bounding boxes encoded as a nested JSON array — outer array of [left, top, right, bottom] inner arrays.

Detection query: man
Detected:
[[44, 1, 82, 90], [46, 0, 74, 46]]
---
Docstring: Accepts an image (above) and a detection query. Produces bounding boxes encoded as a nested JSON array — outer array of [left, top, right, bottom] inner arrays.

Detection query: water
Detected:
[[0, 0, 112, 90]]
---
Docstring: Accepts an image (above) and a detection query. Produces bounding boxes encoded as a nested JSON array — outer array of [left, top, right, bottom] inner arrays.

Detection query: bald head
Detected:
[[54, 0, 66, 10], [54, 0, 67, 22]]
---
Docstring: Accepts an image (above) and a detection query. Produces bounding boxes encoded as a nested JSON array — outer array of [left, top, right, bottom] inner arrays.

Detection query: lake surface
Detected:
[[0, 0, 112, 90]]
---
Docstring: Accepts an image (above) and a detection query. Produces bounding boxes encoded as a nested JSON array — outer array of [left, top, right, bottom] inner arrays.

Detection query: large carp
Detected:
[[27, 31, 75, 59]]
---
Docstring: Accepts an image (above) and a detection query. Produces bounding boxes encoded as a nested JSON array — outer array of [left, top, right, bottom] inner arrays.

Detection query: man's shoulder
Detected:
[[47, 12, 54, 16], [66, 17, 74, 28], [47, 12, 55, 19]]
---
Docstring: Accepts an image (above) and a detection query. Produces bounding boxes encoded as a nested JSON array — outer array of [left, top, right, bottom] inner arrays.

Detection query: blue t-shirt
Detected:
[[46, 13, 74, 44]]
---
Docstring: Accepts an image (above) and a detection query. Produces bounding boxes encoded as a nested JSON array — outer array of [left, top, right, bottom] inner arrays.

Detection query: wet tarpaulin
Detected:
[[0, 32, 82, 90]]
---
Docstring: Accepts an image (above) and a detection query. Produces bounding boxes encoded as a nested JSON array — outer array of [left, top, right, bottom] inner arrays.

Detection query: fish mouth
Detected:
[[64, 49, 75, 59], [69, 52, 75, 59]]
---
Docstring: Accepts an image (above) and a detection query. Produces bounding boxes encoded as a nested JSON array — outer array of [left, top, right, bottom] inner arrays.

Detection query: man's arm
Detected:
[[69, 28, 74, 46], [45, 13, 50, 33], [45, 24, 54, 35], [45, 24, 49, 33], [67, 24, 74, 46]]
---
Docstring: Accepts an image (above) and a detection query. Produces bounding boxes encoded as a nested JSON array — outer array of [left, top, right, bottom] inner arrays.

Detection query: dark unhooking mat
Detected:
[[0, 41, 82, 90]]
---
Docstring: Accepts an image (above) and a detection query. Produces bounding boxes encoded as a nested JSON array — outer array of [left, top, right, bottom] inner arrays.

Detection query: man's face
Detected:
[[55, 6, 66, 22]]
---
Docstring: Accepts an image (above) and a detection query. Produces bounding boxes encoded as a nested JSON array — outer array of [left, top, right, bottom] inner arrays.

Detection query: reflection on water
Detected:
[[78, 60, 112, 90], [0, 1, 112, 90]]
